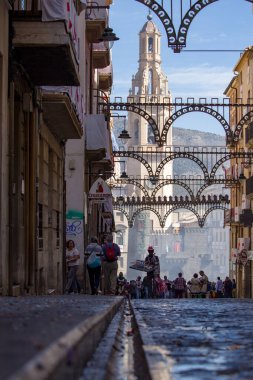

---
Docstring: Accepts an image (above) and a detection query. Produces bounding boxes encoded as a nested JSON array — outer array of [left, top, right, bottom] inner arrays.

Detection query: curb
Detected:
[[8, 297, 124, 380], [132, 305, 174, 380]]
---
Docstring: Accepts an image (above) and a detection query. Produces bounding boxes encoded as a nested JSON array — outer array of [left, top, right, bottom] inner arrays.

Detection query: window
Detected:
[[134, 119, 139, 142], [147, 123, 155, 144], [119, 257, 124, 268], [117, 233, 123, 246], [148, 37, 153, 52], [148, 69, 153, 94]]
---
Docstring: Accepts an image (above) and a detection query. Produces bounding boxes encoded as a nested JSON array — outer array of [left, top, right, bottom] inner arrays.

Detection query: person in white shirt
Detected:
[[215, 276, 223, 298], [65, 240, 80, 294]]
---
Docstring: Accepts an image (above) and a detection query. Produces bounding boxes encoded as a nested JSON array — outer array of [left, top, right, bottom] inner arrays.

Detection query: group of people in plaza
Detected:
[[65, 238, 236, 299]]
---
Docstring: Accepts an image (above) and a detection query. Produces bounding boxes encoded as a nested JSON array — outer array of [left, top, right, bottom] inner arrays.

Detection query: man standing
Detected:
[[215, 276, 223, 298], [102, 235, 121, 295], [199, 270, 209, 298], [173, 272, 187, 299], [144, 246, 160, 298], [224, 276, 233, 298]]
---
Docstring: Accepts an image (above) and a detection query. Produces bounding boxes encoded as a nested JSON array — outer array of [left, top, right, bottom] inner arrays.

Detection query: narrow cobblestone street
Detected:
[[1, 296, 253, 379]]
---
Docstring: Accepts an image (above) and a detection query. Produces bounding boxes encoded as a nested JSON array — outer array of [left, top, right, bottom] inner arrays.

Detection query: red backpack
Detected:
[[105, 244, 116, 262]]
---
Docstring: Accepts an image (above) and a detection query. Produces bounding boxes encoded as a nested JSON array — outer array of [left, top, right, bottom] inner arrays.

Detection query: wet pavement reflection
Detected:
[[132, 299, 253, 379]]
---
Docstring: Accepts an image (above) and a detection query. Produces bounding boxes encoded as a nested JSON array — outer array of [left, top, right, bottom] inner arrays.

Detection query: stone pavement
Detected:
[[2, 296, 253, 380], [0, 295, 122, 379], [133, 298, 253, 380]]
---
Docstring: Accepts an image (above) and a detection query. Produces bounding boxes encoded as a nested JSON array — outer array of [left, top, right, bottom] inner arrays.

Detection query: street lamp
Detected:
[[118, 117, 131, 145], [120, 171, 129, 179], [99, 27, 119, 49], [117, 195, 124, 206], [239, 173, 246, 185], [149, 176, 159, 186], [118, 129, 131, 145]]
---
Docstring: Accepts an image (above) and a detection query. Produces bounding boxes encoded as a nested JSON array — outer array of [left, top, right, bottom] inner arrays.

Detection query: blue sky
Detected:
[[109, 0, 253, 135]]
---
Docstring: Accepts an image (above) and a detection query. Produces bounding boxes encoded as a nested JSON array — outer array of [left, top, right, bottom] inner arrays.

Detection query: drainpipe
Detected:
[[8, 11, 15, 296], [8, 81, 14, 296], [89, 43, 93, 114], [62, 141, 67, 294]]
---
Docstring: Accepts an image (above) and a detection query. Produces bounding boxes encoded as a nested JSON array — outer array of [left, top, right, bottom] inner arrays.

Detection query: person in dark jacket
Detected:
[[224, 276, 233, 298], [144, 246, 160, 298]]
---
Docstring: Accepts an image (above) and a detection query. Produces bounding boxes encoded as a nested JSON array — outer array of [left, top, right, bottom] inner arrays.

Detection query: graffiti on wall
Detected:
[[66, 209, 84, 255]]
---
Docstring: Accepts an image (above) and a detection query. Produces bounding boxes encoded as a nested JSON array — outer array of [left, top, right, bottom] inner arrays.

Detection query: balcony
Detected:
[[98, 64, 112, 91], [245, 122, 253, 148], [12, 1, 79, 86], [85, 0, 108, 43], [93, 42, 110, 69], [42, 88, 83, 140]]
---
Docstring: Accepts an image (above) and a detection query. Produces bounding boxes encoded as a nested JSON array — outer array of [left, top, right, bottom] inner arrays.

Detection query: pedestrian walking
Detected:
[[144, 246, 160, 298], [135, 276, 142, 299], [199, 270, 208, 298], [116, 272, 127, 295], [129, 280, 137, 299], [232, 279, 236, 298], [142, 275, 149, 298], [188, 273, 201, 298], [224, 276, 233, 298], [154, 275, 167, 298], [173, 272, 187, 299], [163, 276, 171, 298], [102, 234, 121, 295], [65, 240, 81, 294], [85, 236, 103, 295], [215, 276, 223, 298]]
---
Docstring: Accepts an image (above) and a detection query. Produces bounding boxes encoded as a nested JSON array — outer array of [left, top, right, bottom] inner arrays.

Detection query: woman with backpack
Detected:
[[85, 236, 103, 295]]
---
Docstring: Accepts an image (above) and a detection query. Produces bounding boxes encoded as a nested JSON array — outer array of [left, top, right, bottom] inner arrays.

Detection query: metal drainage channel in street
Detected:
[[81, 299, 152, 380], [7, 298, 153, 380]]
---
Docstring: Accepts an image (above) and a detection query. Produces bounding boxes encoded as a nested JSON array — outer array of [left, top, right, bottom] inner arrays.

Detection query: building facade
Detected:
[[224, 46, 253, 298], [0, 0, 116, 296]]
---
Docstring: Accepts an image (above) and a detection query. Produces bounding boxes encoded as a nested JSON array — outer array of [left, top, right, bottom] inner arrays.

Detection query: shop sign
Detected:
[[88, 177, 111, 203]]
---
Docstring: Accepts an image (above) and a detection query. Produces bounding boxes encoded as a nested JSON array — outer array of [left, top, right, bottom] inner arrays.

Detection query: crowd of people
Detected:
[[116, 271, 236, 299], [65, 238, 236, 299]]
